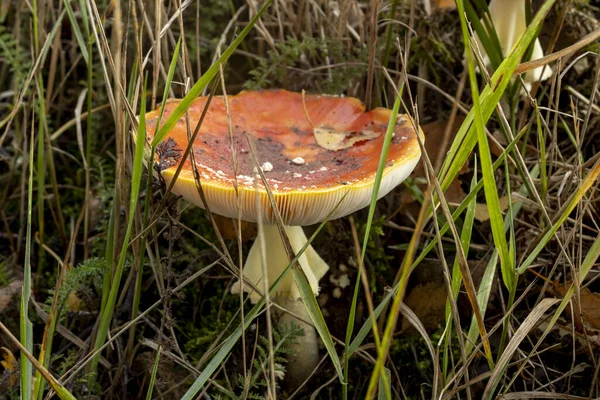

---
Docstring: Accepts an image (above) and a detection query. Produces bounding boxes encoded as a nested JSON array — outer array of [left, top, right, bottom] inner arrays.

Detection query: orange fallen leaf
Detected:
[[313, 127, 380, 151], [0, 347, 18, 388]]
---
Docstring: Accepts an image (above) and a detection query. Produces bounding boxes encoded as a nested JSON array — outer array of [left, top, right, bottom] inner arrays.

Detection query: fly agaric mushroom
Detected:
[[142, 90, 422, 385], [473, 0, 552, 90]]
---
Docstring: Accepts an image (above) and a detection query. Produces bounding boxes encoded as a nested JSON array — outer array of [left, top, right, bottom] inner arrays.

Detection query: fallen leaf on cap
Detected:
[[474, 196, 512, 222], [313, 127, 380, 151], [0, 280, 22, 313], [0, 347, 18, 389]]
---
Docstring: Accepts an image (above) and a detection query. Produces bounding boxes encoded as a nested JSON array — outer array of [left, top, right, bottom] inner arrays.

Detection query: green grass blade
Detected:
[[151, 0, 273, 146], [293, 267, 344, 380], [145, 347, 161, 400], [438, 0, 557, 193], [442, 159, 477, 377], [465, 166, 538, 355], [90, 75, 149, 373], [153, 37, 181, 141], [517, 160, 600, 273], [535, 106, 547, 203], [349, 92, 404, 398], [343, 94, 402, 391], [378, 368, 392, 400], [457, 0, 513, 291], [21, 119, 35, 400], [62, 0, 89, 63], [347, 125, 529, 359]]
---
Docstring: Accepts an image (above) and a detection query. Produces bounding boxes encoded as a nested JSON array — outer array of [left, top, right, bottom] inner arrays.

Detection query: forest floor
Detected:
[[1, 0, 600, 399]]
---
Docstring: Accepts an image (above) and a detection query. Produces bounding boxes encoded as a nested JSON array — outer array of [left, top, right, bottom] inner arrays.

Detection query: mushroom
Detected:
[[473, 0, 552, 90], [142, 90, 422, 386]]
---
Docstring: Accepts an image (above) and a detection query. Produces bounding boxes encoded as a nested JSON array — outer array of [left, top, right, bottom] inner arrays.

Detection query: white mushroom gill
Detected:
[[231, 224, 329, 385], [474, 0, 552, 87]]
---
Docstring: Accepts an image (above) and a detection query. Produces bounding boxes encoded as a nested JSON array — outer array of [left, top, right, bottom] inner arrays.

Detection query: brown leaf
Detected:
[[401, 281, 447, 333], [553, 283, 600, 332], [474, 196, 512, 222], [0, 347, 18, 389]]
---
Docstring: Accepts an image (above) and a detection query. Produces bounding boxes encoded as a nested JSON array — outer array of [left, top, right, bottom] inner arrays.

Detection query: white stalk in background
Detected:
[[474, 0, 552, 89]]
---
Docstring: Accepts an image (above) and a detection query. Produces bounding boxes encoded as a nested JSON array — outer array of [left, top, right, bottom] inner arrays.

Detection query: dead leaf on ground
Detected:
[[0, 347, 18, 390], [553, 283, 600, 332], [474, 195, 513, 222], [313, 127, 380, 151], [405, 258, 498, 333], [401, 281, 447, 333], [0, 280, 22, 313]]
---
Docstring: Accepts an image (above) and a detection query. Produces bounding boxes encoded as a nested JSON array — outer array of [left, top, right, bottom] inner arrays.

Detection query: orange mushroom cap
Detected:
[[145, 90, 422, 225]]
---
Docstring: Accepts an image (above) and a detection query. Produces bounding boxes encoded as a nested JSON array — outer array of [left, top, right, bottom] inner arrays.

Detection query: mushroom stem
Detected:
[[276, 297, 320, 387], [232, 224, 329, 386]]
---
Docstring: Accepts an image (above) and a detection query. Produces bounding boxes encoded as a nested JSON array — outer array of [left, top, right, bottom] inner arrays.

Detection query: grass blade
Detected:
[[438, 0, 557, 193], [443, 160, 477, 376], [90, 75, 148, 373], [517, 159, 600, 273], [377, 368, 392, 400], [145, 347, 161, 400], [456, 0, 513, 291], [21, 117, 35, 400], [180, 212, 335, 399], [346, 92, 403, 398], [62, 0, 89, 63], [293, 267, 344, 380], [482, 298, 559, 399]]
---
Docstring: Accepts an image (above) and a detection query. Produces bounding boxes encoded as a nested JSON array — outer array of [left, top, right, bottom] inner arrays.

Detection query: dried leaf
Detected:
[[0, 347, 18, 389], [554, 283, 600, 332], [401, 282, 447, 333], [313, 127, 380, 151], [474, 195, 511, 222]]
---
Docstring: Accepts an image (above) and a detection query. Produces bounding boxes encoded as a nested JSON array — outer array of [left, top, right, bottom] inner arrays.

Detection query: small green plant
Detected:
[[245, 36, 368, 94], [0, 22, 31, 92], [235, 322, 302, 398]]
